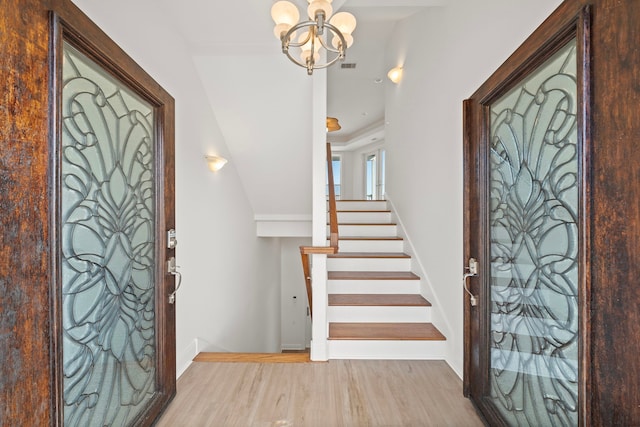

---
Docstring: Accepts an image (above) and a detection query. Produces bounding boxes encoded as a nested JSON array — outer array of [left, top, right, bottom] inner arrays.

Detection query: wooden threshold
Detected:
[[328, 271, 420, 280], [337, 223, 397, 226], [329, 294, 431, 307], [328, 252, 410, 259], [336, 236, 403, 241], [329, 323, 446, 341], [194, 352, 312, 363], [337, 210, 392, 213]]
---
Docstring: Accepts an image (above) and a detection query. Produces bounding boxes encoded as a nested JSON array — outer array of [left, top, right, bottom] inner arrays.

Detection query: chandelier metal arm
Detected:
[[280, 20, 348, 75], [315, 10, 326, 36], [272, 2, 355, 75]]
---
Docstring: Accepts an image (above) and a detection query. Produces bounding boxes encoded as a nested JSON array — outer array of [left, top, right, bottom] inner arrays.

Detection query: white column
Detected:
[[310, 66, 329, 361]]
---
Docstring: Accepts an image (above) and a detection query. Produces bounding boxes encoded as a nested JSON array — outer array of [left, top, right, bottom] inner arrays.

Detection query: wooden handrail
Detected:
[[326, 142, 339, 248], [300, 143, 339, 317]]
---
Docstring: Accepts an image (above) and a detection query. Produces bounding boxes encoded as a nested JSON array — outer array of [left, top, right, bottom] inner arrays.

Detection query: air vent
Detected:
[[341, 63, 357, 69]]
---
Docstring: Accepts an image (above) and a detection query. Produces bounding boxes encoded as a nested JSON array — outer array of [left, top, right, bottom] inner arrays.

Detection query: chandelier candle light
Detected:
[[271, 0, 356, 75]]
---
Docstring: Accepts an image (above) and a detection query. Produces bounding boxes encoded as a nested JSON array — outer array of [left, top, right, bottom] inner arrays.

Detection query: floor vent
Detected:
[[341, 63, 357, 69]]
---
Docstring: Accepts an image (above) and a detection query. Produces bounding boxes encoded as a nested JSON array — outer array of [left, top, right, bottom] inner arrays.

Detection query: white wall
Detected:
[[72, 0, 283, 376], [192, 54, 313, 217], [384, 0, 563, 377]]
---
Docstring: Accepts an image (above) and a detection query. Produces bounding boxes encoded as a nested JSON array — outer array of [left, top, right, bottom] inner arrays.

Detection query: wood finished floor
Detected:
[[156, 359, 484, 427]]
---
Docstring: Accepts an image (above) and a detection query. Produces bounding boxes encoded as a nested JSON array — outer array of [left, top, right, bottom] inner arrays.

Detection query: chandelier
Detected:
[[326, 116, 341, 131], [271, 0, 356, 75]]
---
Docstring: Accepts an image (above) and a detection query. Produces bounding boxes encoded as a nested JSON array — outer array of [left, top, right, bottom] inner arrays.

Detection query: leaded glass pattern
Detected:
[[61, 42, 157, 426], [489, 40, 578, 426]]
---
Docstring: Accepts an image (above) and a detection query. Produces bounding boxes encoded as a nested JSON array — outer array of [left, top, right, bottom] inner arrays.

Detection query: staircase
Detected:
[[326, 200, 446, 359]]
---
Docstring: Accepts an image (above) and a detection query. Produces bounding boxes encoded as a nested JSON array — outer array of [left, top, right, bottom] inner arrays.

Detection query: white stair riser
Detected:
[[328, 340, 447, 360], [327, 257, 412, 271], [335, 201, 388, 211], [335, 224, 397, 237], [336, 239, 405, 253], [328, 279, 420, 294], [328, 306, 432, 323], [325, 200, 446, 361], [335, 211, 391, 224]]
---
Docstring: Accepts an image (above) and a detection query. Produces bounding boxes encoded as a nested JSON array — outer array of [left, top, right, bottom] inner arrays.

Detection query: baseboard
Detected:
[[310, 339, 328, 361], [176, 338, 198, 379], [281, 344, 307, 351]]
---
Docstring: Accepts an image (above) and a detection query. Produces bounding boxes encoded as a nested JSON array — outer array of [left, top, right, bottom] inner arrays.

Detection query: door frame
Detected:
[[49, 4, 176, 425], [463, 2, 592, 424]]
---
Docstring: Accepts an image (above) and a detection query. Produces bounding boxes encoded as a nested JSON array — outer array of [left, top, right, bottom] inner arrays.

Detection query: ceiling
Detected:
[[155, 0, 445, 215], [158, 0, 445, 142]]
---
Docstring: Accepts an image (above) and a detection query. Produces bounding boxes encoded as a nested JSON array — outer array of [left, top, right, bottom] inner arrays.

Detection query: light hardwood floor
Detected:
[[156, 359, 484, 426]]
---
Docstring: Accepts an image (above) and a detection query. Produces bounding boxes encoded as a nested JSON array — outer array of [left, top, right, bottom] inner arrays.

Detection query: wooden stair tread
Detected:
[[329, 294, 431, 307], [328, 271, 420, 280], [328, 252, 410, 259], [329, 323, 445, 341]]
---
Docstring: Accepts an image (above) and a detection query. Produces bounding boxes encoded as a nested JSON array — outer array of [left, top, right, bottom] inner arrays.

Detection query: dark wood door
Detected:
[[463, 3, 591, 425], [0, 1, 175, 425], [50, 7, 177, 427]]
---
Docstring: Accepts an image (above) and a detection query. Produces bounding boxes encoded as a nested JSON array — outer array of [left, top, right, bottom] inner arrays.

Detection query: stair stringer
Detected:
[[384, 196, 456, 370]]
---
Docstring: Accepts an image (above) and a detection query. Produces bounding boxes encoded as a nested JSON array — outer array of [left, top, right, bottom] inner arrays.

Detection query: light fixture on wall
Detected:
[[326, 116, 341, 132], [387, 66, 403, 84], [204, 155, 228, 172], [271, 0, 356, 75]]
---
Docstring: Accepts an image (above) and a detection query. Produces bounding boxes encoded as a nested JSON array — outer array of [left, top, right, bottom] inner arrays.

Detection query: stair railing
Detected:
[[326, 142, 339, 249], [300, 142, 339, 317]]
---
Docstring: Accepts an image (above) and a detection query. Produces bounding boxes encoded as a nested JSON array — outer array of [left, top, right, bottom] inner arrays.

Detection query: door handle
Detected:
[[463, 257, 478, 306], [167, 256, 182, 304]]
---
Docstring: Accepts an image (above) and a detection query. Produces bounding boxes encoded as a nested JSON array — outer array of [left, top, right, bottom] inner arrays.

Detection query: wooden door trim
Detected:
[[463, 1, 592, 425], [49, 2, 176, 425], [575, 7, 592, 422]]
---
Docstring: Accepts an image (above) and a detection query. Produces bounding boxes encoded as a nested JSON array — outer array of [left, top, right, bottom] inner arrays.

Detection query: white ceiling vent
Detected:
[[341, 63, 357, 69]]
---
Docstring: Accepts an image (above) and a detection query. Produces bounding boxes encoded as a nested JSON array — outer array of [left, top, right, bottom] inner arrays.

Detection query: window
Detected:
[[327, 154, 341, 200]]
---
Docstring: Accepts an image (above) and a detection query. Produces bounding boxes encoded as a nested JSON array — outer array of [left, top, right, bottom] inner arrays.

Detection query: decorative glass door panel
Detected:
[[488, 40, 578, 425], [61, 42, 158, 426]]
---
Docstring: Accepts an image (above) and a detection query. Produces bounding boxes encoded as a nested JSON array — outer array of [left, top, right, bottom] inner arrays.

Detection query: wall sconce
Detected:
[[387, 66, 403, 84], [204, 155, 228, 172]]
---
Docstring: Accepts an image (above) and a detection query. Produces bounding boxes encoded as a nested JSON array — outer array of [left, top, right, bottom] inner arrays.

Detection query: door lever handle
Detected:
[[463, 273, 477, 306], [463, 257, 478, 306], [167, 257, 182, 304]]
